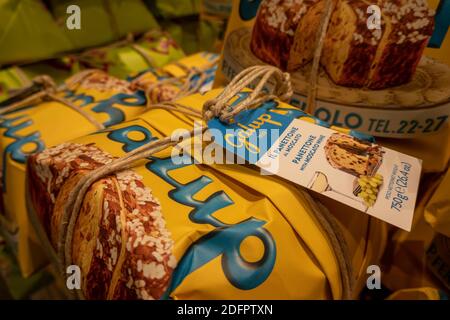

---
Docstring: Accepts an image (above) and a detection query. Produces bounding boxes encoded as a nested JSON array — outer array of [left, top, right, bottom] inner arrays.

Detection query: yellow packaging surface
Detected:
[[380, 172, 447, 293], [0, 71, 147, 276], [426, 233, 450, 291], [424, 165, 450, 291], [425, 165, 450, 236], [26, 88, 387, 299], [1, 52, 221, 277]]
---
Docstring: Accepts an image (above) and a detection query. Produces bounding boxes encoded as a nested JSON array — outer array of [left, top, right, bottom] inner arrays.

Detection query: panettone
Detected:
[[250, 0, 435, 89], [366, 0, 435, 89], [320, 0, 383, 87], [250, 0, 318, 70], [324, 133, 383, 176]]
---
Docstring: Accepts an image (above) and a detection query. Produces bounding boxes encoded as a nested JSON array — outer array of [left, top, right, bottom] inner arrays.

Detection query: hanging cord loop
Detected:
[[203, 65, 293, 122]]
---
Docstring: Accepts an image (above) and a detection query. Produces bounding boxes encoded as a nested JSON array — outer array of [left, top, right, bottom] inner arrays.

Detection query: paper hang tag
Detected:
[[207, 93, 422, 231]]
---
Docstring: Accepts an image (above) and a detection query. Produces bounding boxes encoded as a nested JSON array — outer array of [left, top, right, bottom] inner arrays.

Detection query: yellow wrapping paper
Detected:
[[387, 287, 446, 300], [130, 52, 218, 103], [423, 166, 450, 291], [426, 233, 450, 291], [380, 172, 448, 293], [0, 70, 147, 276], [425, 165, 450, 236], [26, 88, 387, 299]]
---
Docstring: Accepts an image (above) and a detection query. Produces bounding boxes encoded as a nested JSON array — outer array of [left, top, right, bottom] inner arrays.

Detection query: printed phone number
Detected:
[[368, 115, 448, 135]]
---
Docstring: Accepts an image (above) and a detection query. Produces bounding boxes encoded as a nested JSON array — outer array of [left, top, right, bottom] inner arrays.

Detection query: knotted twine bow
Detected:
[[57, 65, 353, 299], [0, 70, 105, 130]]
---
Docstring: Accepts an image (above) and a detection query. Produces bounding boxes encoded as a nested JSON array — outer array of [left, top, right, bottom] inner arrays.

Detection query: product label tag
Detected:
[[208, 98, 422, 231]]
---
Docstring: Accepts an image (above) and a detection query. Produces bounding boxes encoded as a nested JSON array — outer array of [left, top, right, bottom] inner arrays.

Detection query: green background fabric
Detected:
[[0, 0, 72, 65], [145, 0, 200, 19], [49, 0, 159, 51], [162, 19, 222, 55], [0, 0, 160, 66]]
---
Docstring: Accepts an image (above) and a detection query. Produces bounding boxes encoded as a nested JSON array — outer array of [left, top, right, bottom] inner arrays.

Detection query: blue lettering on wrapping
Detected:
[[147, 157, 276, 295], [105, 123, 276, 295], [0, 115, 45, 191], [63, 88, 146, 127], [239, 0, 261, 21], [92, 91, 147, 127], [64, 90, 94, 106], [107, 124, 156, 152]]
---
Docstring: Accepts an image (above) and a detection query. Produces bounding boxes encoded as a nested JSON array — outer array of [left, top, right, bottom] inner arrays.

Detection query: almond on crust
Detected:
[[28, 143, 177, 300]]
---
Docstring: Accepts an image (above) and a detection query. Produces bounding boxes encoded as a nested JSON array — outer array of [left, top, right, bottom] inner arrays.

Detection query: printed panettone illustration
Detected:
[[250, 0, 317, 71], [251, 0, 435, 89], [216, 0, 450, 138], [323, 133, 385, 207], [324, 133, 383, 177]]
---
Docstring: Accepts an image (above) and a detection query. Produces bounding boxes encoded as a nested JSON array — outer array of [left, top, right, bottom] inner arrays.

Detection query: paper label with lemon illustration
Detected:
[[208, 95, 422, 231]]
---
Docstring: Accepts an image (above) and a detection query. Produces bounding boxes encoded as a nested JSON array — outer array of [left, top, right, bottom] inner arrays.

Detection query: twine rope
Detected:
[[0, 70, 104, 130], [304, 1, 354, 298], [203, 65, 293, 123], [302, 191, 354, 299]]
